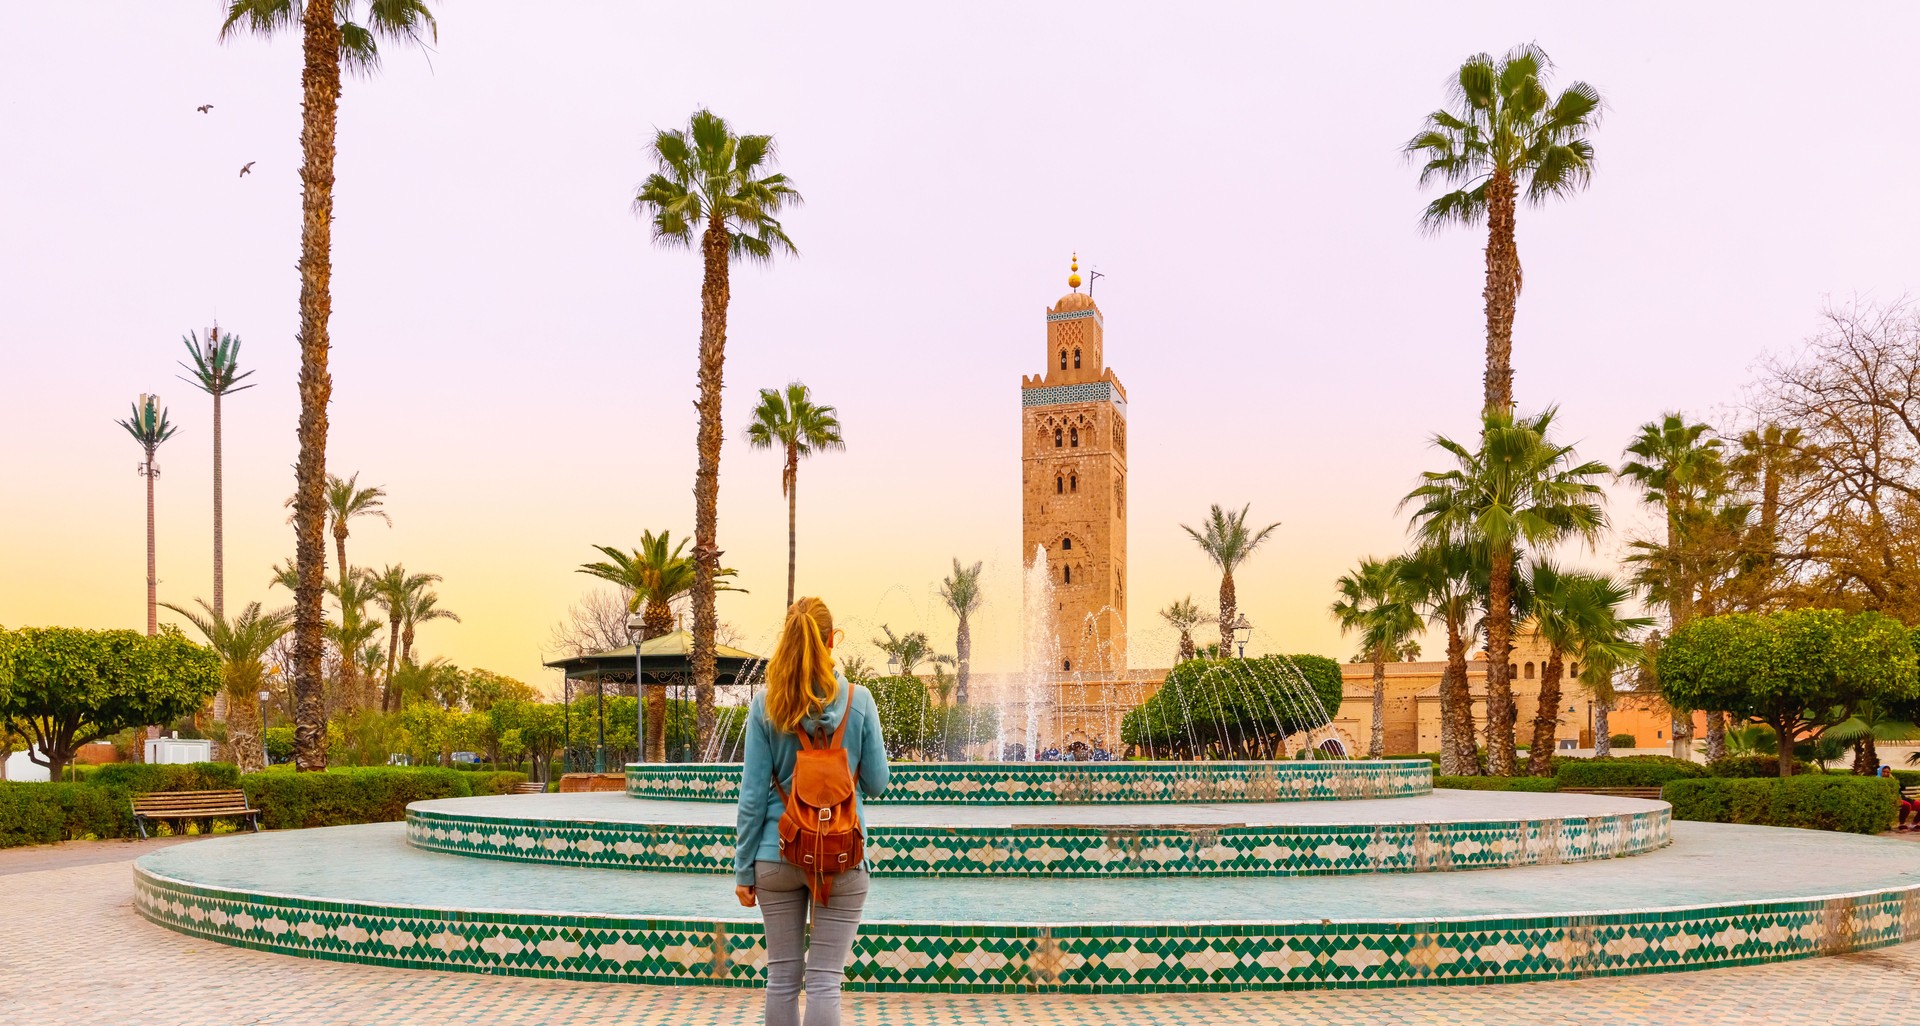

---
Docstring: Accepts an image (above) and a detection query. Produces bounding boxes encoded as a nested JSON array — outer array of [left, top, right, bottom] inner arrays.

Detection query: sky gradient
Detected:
[[5, 3, 1919, 690]]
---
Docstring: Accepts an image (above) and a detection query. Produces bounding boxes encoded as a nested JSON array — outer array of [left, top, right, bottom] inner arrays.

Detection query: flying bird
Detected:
[[197, 104, 213, 114], [238, 161, 255, 178]]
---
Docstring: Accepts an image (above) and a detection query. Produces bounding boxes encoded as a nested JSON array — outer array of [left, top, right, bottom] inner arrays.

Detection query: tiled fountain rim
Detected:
[[624, 758, 1434, 804]]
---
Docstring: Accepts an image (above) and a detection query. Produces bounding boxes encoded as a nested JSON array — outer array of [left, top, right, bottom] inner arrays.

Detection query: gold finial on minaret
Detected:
[[1067, 252, 1082, 290]]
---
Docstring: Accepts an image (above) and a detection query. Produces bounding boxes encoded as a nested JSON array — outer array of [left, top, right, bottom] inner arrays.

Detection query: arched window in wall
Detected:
[[1061, 537, 1072, 550], [1055, 476, 1063, 495], [1069, 473, 1078, 493], [1569, 662, 1580, 678], [1063, 565, 1072, 585], [1054, 427, 1063, 447], [1069, 426, 1079, 448], [1524, 662, 1535, 680], [1063, 659, 1071, 671], [1073, 348, 1081, 369], [1059, 349, 1067, 370]]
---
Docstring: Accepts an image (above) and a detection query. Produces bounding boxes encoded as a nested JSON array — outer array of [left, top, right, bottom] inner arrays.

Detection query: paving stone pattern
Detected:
[[7, 848, 1920, 1024]]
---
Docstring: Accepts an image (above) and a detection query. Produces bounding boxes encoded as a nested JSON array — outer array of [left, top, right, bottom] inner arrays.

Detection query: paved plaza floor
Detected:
[[4, 837, 1918, 1025]]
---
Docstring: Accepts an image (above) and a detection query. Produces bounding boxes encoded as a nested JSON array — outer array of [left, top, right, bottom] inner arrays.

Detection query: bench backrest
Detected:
[[131, 789, 252, 813]]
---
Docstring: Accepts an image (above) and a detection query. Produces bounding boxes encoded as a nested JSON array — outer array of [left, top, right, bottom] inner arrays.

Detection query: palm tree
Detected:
[[578, 532, 740, 760], [118, 395, 178, 636], [161, 599, 293, 772], [633, 109, 802, 754], [745, 382, 844, 608], [873, 625, 949, 678], [1405, 44, 1603, 415], [1826, 699, 1920, 776], [220, 0, 438, 772], [1523, 565, 1651, 775], [367, 564, 440, 711], [1397, 541, 1484, 774], [1158, 597, 1213, 664], [178, 327, 257, 620], [399, 588, 459, 669], [1403, 407, 1608, 776], [323, 472, 390, 584], [327, 571, 381, 711], [1181, 504, 1282, 660], [1620, 413, 1724, 756], [938, 559, 985, 705], [1332, 557, 1422, 758], [1728, 422, 1814, 573]]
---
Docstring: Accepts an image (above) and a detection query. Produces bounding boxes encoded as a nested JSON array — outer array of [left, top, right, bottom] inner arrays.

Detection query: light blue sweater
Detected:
[[734, 674, 890, 886]]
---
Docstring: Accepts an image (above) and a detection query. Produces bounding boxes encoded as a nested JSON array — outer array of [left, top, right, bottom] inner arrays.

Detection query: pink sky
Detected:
[[4, 3, 1918, 690]]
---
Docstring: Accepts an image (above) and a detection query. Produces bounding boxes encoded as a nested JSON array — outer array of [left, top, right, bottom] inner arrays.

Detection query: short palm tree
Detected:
[[367, 564, 440, 711], [1158, 597, 1213, 664], [1405, 44, 1603, 415], [1181, 504, 1281, 660], [1403, 407, 1608, 776], [179, 327, 257, 620], [118, 395, 178, 636], [323, 472, 390, 584], [220, 0, 438, 772], [1396, 540, 1485, 774], [1729, 422, 1813, 566], [1332, 557, 1423, 758], [327, 571, 381, 711], [938, 559, 986, 706], [398, 588, 459, 669], [161, 599, 293, 772], [744, 382, 844, 608], [1524, 565, 1650, 775], [633, 109, 801, 756], [873, 625, 949, 678]]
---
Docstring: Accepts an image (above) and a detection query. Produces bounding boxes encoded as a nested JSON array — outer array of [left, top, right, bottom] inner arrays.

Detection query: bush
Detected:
[[1557, 755, 1706, 788], [1609, 733, 1637, 748], [242, 767, 473, 830], [91, 761, 240, 793], [1663, 775, 1897, 834], [1435, 775, 1558, 792], [465, 771, 529, 795], [0, 782, 134, 847], [1707, 755, 1782, 778], [1121, 655, 1342, 757]]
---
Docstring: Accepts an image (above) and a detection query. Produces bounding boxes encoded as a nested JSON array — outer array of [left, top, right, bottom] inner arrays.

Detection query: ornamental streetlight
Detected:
[[626, 613, 647, 764], [1231, 614, 1253, 659], [887, 654, 900, 677]]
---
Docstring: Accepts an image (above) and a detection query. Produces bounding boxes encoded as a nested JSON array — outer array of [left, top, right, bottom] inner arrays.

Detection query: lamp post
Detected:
[[258, 690, 273, 766], [887, 654, 900, 677], [626, 613, 647, 765], [1231, 614, 1253, 659], [593, 671, 607, 774]]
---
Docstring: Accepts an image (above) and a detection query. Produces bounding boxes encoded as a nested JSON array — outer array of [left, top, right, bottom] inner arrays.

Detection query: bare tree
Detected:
[[547, 588, 635, 658]]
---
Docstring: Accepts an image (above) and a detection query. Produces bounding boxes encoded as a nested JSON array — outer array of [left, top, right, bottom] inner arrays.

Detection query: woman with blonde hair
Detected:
[[736, 597, 889, 1026]]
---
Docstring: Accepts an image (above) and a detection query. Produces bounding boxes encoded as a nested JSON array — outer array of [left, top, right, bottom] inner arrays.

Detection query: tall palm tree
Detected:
[[578, 532, 740, 760], [1403, 407, 1608, 775], [398, 588, 459, 669], [1158, 597, 1213, 664], [161, 599, 292, 772], [633, 109, 801, 754], [327, 571, 381, 711], [938, 559, 985, 705], [323, 472, 390, 585], [220, 0, 438, 772], [1181, 504, 1282, 660], [118, 395, 178, 636], [1729, 422, 1813, 571], [1405, 45, 1603, 415], [744, 382, 844, 608], [1397, 541, 1484, 774], [367, 564, 440, 711], [178, 327, 257, 620], [1332, 557, 1423, 758], [1523, 565, 1651, 775], [1620, 413, 1724, 756]]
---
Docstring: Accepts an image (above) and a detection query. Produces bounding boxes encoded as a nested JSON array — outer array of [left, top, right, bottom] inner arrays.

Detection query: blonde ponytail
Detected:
[[765, 597, 840, 734]]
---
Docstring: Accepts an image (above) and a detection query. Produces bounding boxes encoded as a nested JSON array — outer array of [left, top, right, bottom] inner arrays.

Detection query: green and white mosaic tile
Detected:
[[624, 760, 1432, 805]]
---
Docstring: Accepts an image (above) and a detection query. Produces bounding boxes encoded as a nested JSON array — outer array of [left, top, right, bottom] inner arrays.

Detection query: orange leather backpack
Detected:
[[771, 688, 864, 901]]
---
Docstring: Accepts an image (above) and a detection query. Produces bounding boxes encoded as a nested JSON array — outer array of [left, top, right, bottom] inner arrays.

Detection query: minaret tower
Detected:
[[1021, 254, 1129, 675]]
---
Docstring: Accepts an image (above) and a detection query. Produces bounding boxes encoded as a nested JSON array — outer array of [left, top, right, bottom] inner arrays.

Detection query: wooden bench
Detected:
[[131, 790, 261, 838], [512, 781, 546, 794], [1560, 786, 1665, 800]]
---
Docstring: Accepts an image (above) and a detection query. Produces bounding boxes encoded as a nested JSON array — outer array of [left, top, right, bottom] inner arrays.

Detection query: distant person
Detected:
[[1883, 766, 1920, 831], [735, 597, 889, 1026]]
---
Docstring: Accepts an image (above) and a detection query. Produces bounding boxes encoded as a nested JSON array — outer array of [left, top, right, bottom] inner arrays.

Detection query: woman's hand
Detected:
[[735, 884, 756, 908]]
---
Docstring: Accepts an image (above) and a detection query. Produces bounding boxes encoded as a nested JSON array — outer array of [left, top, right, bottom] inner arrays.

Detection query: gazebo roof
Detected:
[[543, 629, 762, 682]]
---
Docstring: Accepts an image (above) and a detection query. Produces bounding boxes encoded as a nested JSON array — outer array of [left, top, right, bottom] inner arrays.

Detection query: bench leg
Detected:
[[136, 816, 148, 840]]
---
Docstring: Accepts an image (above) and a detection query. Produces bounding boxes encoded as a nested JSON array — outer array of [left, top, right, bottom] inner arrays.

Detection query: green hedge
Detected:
[[0, 782, 134, 847], [1608, 733, 1637, 748], [1663, 775, 1897, 834], [1557, 756, 1706, 788], [465, 771, 529, 796], [1706, 756, 1782, 778], [243, 767, 477, 830], [91, 761, 240, 793], [1434, 775, 1559, 792]]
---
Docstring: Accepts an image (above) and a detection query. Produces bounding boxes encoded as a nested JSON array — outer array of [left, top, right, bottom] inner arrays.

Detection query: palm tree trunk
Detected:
[[1528, 650, 1565, 776], [383, 615, 402, 712], [227, 678, 266, 774], [642, 602, 673, 762], [1217, 572, 1236, 660], [145, 452, 158, 635], [1704, 711, 1727, 761], [1593, 697, 1613, 757], [289, 3, 342, 773], [785, 450, 798, 609], [212, 388, 224, 621], [955, 615, 972, 706], [1481, 169, 1519, 416], [1442, 619, 1476, 775], [688, 212, 731, 757], [1368, 648, 1387, 758], [1484, 545, 1517, 776]]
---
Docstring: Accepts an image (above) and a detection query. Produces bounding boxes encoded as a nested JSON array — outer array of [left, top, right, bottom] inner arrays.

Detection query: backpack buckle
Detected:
[[818, 808, 832, 822]]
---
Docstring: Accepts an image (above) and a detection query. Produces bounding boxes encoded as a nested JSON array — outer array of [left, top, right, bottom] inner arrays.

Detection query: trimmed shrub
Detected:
[[1435, 775, 1558, 792], [1608, 733, 1637, 748], [1707, 756, 1781, 778], [242, 767, 473, 830], [1663, 775, 1897, 834], [465, 771, 529, 796], [91, 761, 240, 793], [0, 782, 134, 847], [1557, 755, 1706, 788]]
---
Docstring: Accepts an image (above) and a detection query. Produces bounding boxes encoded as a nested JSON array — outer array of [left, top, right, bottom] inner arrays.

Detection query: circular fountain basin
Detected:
[[406, 790, 1668, 877], [135, 821, 1920, 992], [624, 758, 1432, 804]]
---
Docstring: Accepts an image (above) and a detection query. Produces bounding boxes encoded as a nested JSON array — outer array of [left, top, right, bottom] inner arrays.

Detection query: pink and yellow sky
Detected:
[[4, 4, 1919, 691]]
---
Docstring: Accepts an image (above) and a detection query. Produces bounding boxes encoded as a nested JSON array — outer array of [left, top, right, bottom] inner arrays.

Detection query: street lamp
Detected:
[[626, 613, 647, 764], [1231, 614, 1253, 659], [593, 671, 607, 774], [887, 654, 900, 677]]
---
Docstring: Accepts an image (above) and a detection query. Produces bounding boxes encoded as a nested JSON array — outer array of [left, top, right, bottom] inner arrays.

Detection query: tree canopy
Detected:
[[0, 626, 221, 777], [1121, 655, 1343, 759]]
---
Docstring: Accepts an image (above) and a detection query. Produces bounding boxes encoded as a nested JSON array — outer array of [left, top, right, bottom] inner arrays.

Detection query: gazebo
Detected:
[[545, 630, 763, 769]]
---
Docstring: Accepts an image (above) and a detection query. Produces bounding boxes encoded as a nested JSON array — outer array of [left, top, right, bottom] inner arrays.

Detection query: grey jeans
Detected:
[[754, 860, 870, 1026]]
